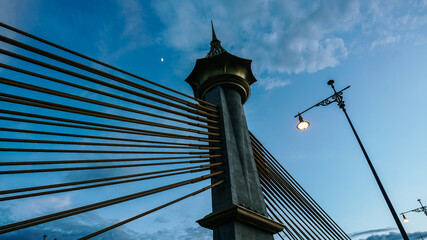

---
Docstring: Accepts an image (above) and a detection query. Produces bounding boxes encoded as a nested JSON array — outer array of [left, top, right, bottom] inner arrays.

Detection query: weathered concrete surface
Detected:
[[199, 85, 276, 240]]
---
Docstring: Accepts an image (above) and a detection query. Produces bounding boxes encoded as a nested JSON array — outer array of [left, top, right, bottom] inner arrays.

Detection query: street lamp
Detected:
[[400, 199, 427, 222], [402, 213, 409, 223], [294, 80, 409, 240], [296, 113, 309, 130]]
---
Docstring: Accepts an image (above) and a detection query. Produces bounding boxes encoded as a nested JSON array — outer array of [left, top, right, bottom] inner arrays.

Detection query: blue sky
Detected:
[[0, 0, 426, 239]]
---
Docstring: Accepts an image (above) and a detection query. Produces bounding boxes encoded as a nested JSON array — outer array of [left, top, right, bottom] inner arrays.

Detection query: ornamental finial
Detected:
[[211, 20, 218, 42], [206, 21, 226, 57]]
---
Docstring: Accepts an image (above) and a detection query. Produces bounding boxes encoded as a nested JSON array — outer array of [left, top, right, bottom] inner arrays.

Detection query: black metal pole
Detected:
[[327, 80, 409, 240], [328, 80, 409, 240], [341, 108, 409, 240]]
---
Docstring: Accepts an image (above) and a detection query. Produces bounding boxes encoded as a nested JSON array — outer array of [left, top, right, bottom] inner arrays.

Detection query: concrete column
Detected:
[[197, 85, 283, 240]]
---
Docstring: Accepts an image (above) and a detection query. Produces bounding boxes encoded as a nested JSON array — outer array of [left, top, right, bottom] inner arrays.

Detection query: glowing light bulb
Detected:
[[402, 214, 409, 223], [296, 114, 310, 130], [297, 121, 310, 130]]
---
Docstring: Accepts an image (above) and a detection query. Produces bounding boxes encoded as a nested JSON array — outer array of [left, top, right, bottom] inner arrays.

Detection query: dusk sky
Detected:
[[1, 0, 426, 239]]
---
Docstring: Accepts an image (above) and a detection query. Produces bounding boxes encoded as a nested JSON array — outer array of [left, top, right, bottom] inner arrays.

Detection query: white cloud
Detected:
[[364, 231, 427, 240], [152, 1, 211, 50], [370, 35, 401, 49], [0, 206, 212, 240], [0, 0, 23, 27], [95, 0, 150, 62], [152, 0, 359, 84], [5, 194, 72, 219], [362, 0, 427, 38], [0, 208, 141, 240], [350, 227, 427, 240], [257, 78, 292, 90], [119, 0, 144, 38], [350, 226, 396, 238], [138, 226, 212, 240], [0, 0, 39, 63], [152, 0, 427, 90]]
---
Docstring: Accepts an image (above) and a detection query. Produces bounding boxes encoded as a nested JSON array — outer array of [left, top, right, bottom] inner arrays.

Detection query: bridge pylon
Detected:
[[185, 22, 284, 240]]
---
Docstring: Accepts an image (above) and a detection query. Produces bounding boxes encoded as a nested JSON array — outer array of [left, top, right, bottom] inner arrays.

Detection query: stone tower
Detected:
[[185, 22, 284, 240]]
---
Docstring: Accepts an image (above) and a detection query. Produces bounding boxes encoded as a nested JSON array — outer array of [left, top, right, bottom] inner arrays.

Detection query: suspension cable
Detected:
[[0, 170, 224, 234], [0, 138, 221, 150], [0, 127, 214, 146], [0, 154, 222, 166], [78, 179, 225, 239], [0, 112, 219, 142], [0, 76, 218, 129], [0, 159, 215, 174], [0, 164, 223, 201], [0, 23, 216, 109], [0, 163, 222, 195], [250, 132, 350, 239], [0, 92, 219, 136], [0, 48, 218, 119]]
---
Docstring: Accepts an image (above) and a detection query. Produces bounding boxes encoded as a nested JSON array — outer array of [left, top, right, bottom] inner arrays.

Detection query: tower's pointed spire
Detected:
[[206, 21, 226, 57], [211, 20, 218, 42]]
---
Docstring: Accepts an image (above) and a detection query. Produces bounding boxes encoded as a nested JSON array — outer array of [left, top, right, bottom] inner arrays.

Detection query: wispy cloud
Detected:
[[0, 0, 39, 63], [257, 78, 292, 90], [0, 0, 32, 28], [0, 208, 140, 240], [152, 0, 427, 90], [119, 0, 145, 38], [138, 225, 212, 240], [350, 227, 427, 240], [152, 0, 359, 78], [4, 195, 72, 220], [153, 216, 170, 224], [350, 226, 396, 238], [364, 231, 427, 240], [363, 0, 427, 49], [370, 35, 401, 49], [0, 207, 212, 240], [95, 0, 151, 62]]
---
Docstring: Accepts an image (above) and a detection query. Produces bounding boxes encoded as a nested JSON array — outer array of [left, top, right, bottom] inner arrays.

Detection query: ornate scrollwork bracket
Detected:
[[293, 81, 350, 119], [316, 98, 333, 107]]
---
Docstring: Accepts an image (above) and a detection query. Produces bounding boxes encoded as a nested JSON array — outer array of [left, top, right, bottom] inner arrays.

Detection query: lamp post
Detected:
[[294, 80, 409, 240], [400, 199, 427, 222]]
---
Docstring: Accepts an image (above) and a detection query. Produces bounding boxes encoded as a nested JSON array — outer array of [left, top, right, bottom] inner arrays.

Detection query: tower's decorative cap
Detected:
[[206, 21, 226, 57], [185, 22, 257, 104]]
